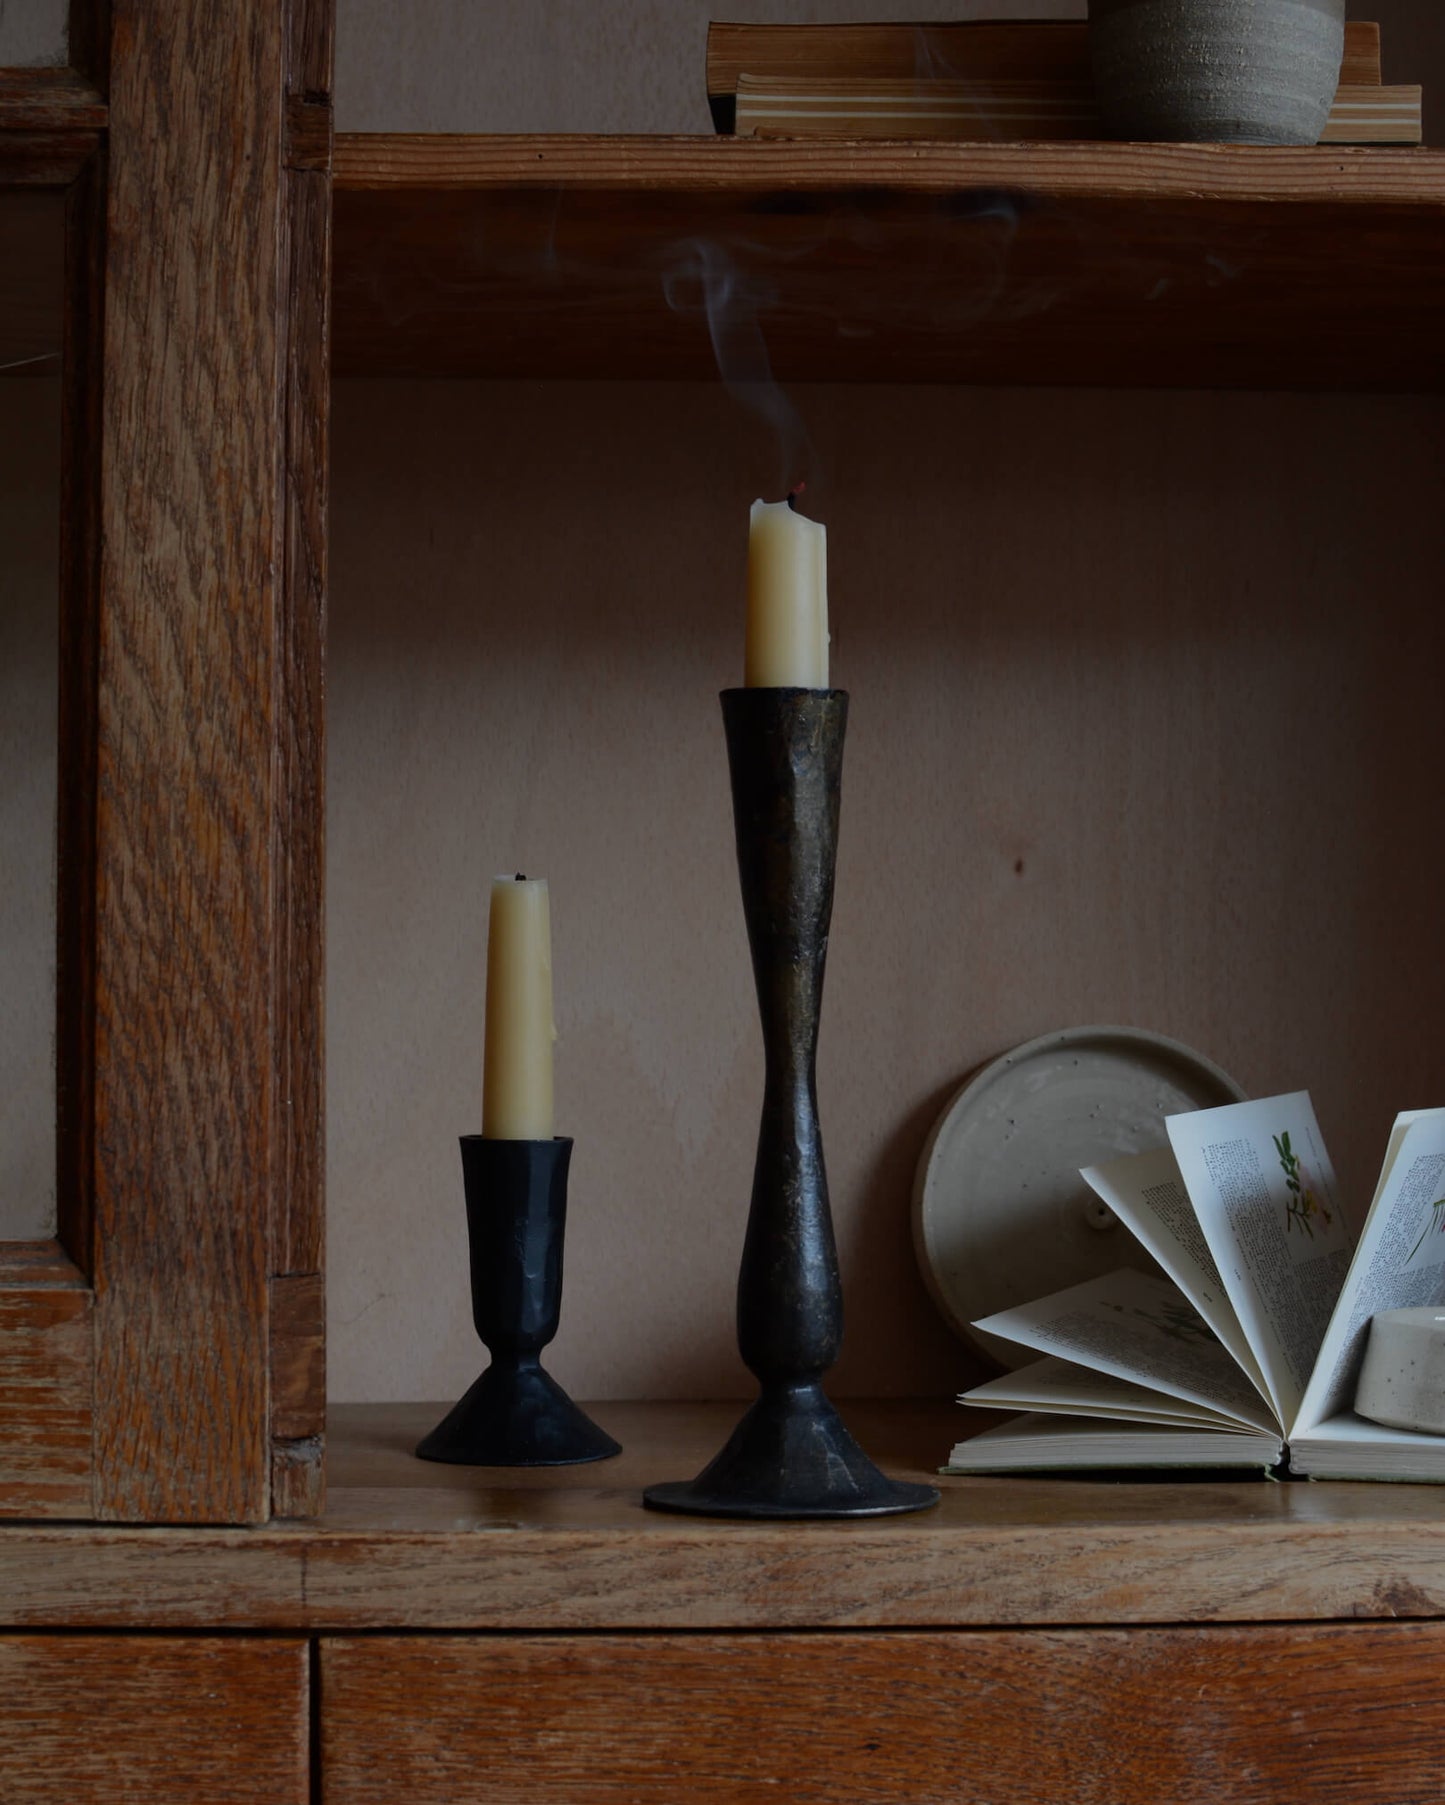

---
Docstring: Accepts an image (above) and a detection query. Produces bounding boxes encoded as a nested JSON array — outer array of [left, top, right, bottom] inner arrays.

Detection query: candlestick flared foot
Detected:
[[416, 1355, 619, 1467], [415, 1135, 620, 1468], [643, 1382, 937, 1518]]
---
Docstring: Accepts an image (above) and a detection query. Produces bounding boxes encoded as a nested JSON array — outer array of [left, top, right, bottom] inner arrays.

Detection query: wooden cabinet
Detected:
[[0, 0, 329, 1525], [6, 0, 1444, 1518], [0, 1636, 309, 1804], [4, 1402, 1445, 1801], [320, 1624, 1445, 1805], [6, 2, 1445, 1800]]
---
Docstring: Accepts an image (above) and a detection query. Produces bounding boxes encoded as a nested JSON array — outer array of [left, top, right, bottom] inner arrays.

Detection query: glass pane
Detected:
[[0, 3, 67, 68], [0, 188, 63, 1238]]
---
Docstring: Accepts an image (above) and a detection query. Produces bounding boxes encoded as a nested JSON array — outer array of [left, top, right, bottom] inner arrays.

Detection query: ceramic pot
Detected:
[[1354, 1308, 1445, 1436], [1090, 0, 1347, 146]]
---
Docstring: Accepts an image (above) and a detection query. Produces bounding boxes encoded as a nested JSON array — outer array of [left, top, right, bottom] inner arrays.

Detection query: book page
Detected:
[[1081, 1146, 1270, 1403], [1288, 1410, 1445, 1483], [1166, 1092, 1351, 1429], [963, 1353, 1254, 1429], [973, 1268, 1279, 1431], [945, 1413, 1285, 1474], [1292, 1108, 1445, 1435]]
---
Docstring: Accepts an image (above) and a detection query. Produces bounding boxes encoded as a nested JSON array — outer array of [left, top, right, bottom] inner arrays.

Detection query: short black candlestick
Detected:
[[416, 1135, 620, 1467], [644, 688, 938, 1518]]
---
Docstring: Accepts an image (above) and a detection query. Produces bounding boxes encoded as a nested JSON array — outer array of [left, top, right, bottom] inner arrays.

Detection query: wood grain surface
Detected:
[[286, 94, 333, 171], [0, 138, 105, 1519], [0, 1636, 308, 1804], [331, 137, 1445, 388], [67, 0, 112, 97], [271, 1433, 325, 1519], [0, 130, 98, 186], [0, 1250, 92, 1515], [55, 142, 104, 1279], [274, 56, 330, 1292], [320, 1623, 1445, 1805], [270, 1274, 326, 1439], [5, 0, 328, 1528], [90, 0, 289, 1520], [4, 1403, 1445, 1628], [0, 70, 106, 131], [335, 135, 1443, 202], [269, 0, 332, 1517], [287, 0, 333, 104]]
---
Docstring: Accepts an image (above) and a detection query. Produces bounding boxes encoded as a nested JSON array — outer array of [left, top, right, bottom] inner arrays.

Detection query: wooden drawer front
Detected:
[[0, 1635, 309, 1803], [324, 1624, 1445, 1804]]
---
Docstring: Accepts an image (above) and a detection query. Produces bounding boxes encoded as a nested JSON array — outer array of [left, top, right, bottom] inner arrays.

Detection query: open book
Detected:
[[945, 1094, 1445, 1480]]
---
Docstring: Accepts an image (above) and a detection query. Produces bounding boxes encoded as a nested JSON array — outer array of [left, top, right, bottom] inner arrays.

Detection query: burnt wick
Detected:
[[786, 482, 806, 512], [514, 871, 527, 882]]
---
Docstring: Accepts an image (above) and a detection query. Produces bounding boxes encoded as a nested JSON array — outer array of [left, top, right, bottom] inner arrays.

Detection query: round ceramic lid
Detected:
[[912, 1025, 1246, 1368]]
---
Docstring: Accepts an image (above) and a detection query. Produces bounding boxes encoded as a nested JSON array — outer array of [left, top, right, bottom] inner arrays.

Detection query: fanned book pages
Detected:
[[945, 1094, 1445, 1480]]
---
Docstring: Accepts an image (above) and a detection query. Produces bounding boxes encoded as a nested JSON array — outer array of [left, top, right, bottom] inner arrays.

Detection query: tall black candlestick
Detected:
[[644, 688, 938, 1518]]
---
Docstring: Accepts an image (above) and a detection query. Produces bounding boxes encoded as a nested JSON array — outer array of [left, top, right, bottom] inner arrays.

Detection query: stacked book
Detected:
[[707, 19, 1423, 146]]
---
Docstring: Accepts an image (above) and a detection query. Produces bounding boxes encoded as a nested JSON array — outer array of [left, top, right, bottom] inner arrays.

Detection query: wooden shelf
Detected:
[[5, 1400, 1445, 1629], [333, 134, 1445, 389]]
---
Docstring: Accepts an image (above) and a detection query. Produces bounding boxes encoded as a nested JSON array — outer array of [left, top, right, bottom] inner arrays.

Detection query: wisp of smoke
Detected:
[[660, 236, 818, 498]]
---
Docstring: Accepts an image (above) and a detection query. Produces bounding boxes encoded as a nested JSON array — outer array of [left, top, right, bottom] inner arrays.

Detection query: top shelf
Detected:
[[332, 134, 1445, 390]]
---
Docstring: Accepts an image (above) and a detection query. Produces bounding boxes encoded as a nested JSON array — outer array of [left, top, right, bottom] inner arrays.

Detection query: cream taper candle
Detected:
[[482, 874, 555, 1140], [745, 494, 829, 688]]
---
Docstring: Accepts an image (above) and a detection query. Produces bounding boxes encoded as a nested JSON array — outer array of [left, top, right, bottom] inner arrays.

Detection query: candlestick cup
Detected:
[[644, 688, 938, 1518], [416, 1135, 620, 1466]]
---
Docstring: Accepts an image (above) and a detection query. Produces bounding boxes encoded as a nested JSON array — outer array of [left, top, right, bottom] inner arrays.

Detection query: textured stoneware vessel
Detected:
[[1090, 0, 1347, 145], [1354, 1308, 1445, 1436]]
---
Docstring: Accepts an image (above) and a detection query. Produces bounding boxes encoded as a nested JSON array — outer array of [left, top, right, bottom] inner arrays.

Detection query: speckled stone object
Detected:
[[1354, 1308, 1445, 1436], [1090, 0, 1347, 145]]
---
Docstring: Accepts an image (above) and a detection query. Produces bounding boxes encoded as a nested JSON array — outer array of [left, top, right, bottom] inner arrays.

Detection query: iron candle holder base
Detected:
[[644, 687, 938, 1521], [645, 1381, 937, 1519], [416, 1135, 620, 1468]]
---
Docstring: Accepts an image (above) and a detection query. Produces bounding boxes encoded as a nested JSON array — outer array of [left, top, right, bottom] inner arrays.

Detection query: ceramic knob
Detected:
[[1353, 1308, 1445, 1435]]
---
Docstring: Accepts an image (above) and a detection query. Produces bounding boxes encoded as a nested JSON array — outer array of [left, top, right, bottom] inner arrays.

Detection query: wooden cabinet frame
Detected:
[[0, 0, 330, 1524], [4, 10, 1445, 1800], [3, 0, 1442, 1538]]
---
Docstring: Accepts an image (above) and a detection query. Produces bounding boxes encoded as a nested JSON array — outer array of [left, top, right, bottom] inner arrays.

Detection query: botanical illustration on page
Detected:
[[1166, 1092, 1349, 1429]]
